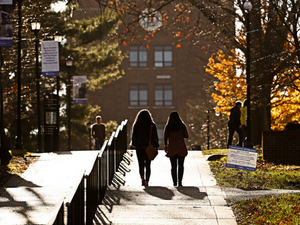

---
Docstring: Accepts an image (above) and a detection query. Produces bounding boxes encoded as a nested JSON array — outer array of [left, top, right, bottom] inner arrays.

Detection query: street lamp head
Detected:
[[244, 0, 253, 11], [31, 16, 41, 31], [66, 55, 74, 67], [54, 31, 63, 43]]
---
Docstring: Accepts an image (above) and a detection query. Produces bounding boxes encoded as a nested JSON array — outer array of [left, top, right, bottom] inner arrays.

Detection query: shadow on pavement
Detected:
[[94, 206, 112, 225], [0, 175, 46, 225], [144, 186, 175, 200], [176, 186, 208, 199]]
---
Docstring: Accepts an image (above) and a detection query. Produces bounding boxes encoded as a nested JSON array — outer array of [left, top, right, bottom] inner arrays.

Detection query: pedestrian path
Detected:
[[0, 151, 99, 225], [94, 150, 237, 225]]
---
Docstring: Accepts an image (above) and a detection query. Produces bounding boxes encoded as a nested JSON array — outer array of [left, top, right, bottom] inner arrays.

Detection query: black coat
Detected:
[[132, 122, 159, 148], [228, 106, 241, 128]]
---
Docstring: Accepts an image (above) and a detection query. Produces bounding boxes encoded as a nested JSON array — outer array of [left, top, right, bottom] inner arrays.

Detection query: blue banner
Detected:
[[0, 0, 13, 47], [41, 41, 60, 77], [73, 76, 87, 104]]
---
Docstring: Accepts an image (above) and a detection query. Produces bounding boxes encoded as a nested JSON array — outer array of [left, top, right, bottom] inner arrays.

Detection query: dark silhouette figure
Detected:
[[164, 111, 189, 186], [227, 101, 243, 148], [131, 109, 159, 186]]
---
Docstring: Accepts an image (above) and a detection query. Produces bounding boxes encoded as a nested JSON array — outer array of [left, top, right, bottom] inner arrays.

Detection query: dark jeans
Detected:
[[136, 148, 151, 181], [94, 139, 104, 150], [242, 125, 247, 147], [227, 126, 243, 148], [170, 154, 185, 185]]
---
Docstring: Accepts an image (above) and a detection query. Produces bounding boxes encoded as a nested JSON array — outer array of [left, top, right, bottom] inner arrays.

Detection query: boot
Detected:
[[178, 167, 184, 186], [171, 168, 177, 186]]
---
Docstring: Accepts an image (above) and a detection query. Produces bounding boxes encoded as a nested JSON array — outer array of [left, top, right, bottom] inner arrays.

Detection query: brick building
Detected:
[[74, 1, 220, 148]]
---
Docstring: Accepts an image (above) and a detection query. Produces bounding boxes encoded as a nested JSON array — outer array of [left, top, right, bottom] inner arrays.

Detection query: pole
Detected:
[[89, 128, 91, 150], [68, 66, 71, 151], [35, 31, 42, 152], [207, 111, 210, 150], [14, 0, 24, 150], [56, 77, 60, 151], [246, 11, 253, 148], [0, 53, 2, 152]]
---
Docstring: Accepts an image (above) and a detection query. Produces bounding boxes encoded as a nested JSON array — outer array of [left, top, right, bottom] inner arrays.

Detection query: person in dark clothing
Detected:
[[164, 111, 189, 186], [91, 115, 106, 150], [131, 109, 159, 186], [227, 101, 243, 148]]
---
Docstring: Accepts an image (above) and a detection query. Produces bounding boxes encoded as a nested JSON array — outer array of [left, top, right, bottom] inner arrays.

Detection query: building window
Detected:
[[155, 84, 172, 106], [129, 46, 147, 67], [154, 46, 172, 67], [130, 84, 148, 106]]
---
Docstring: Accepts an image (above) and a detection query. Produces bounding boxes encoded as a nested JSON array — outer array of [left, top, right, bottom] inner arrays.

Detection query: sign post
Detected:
[[226, 146, 258, 187], [44, 94, 58, 152]]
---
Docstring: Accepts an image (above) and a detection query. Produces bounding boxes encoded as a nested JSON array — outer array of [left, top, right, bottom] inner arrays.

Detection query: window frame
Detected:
[[129, 84, 148, 107], [154, 45, 173, 68], [129, 46, 148, 68], [154, 84, 173, 107]]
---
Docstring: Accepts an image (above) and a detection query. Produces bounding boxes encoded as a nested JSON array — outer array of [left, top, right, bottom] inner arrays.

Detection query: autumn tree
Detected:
[[206, 50, 247, 115], [83, 0, 300, 146]]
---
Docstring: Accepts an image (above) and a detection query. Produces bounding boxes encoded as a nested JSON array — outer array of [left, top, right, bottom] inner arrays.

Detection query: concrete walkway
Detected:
[[0, 151, 99, 225], [94, 150, 237, 225]]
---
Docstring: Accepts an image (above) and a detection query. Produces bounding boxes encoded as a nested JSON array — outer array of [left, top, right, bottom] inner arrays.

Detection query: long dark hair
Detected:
[[165, 111, 185, 132], [132, 109, 154, 131]]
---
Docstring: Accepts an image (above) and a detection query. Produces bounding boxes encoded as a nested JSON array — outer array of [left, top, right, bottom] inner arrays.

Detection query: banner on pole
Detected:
[[0, 0, 13, 47], [226, 146, 258, 171], [73, 76, 87, 104], [41, 41, 59, 77]]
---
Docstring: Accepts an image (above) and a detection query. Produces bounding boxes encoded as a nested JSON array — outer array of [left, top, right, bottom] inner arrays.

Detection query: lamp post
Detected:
[[14, 0, 24, 150], [87, 121, 93, 149], [206, 110, 210, 150], [31, 16, 41, 152], [54, 31, 63, 151], [244, 0, 253, 148], [66, 56, 73, 151]]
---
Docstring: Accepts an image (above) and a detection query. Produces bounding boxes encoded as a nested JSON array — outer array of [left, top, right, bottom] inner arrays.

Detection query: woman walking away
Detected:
[[132, 109, 159, 186], [164, 111, 189, 186]]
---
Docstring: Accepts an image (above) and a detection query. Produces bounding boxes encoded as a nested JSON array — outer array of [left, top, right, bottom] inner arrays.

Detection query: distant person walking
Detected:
[[91, 116, 106, 150], [240, 99, 248, 146], [164, 111, 189, 186], [227, 101, 243, 148], [132, 109, 159, 186]]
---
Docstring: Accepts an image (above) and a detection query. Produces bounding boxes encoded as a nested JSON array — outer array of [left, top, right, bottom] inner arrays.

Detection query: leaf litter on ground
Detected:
[[202, 149, 300, 225]]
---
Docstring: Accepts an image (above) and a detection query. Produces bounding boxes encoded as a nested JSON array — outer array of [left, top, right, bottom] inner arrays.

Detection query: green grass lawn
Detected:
[[202, 149, 300, 224]]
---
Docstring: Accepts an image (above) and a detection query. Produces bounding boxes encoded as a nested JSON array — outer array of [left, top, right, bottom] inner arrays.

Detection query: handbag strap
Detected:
[[149, 125, 152, 145]]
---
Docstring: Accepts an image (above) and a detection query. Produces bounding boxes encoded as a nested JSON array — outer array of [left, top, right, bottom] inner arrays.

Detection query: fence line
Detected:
[[50, 119, 128, 225]]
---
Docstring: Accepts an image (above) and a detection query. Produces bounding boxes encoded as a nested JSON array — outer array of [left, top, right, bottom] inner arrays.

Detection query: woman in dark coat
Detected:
[[164, 111, 189, 186], [132, 109, 159, 186]]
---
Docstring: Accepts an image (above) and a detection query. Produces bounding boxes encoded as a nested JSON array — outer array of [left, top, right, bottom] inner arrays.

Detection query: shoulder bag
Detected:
[[145, 125, 158, 160]]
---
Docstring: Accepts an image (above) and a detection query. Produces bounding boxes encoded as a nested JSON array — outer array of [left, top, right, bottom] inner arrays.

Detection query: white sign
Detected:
[[0, 0, 13, 47], [41, 41, 59, 77], [73, 76, 87, 104], [226, 146, 258, 171]]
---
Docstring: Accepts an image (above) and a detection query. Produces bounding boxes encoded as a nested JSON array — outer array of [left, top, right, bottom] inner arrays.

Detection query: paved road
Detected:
[[94, 150, 237, 225]]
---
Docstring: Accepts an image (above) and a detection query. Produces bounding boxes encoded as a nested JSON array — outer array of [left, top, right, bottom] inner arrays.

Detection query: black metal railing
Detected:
[[48, 119, 128, 225]]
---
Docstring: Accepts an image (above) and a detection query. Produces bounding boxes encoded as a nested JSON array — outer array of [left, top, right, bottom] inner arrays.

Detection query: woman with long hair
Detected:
[[132, 109, 159, 186], [164, 111, 189, 186]]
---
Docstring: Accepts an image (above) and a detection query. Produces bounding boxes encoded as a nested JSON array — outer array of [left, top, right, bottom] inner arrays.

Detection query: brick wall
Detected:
[[262, 130, 300, 165]]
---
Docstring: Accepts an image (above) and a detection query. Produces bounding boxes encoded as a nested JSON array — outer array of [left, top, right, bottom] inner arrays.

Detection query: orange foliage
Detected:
[[206, 50, 246, 116]]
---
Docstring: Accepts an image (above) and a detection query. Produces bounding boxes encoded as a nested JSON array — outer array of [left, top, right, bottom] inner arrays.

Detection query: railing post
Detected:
[[107, 133, 115, 185], [66, 177, 84, 225], [85, 159, 98, 225], [99, 149, 108, 202]]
